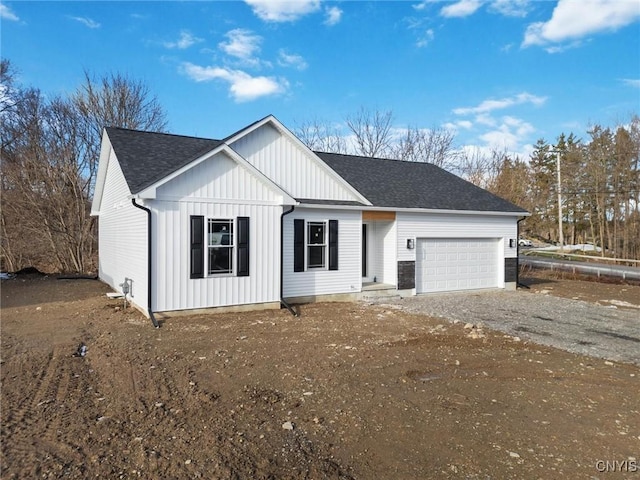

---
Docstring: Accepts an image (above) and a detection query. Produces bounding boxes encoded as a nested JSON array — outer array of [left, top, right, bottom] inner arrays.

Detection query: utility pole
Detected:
[[555, 149, 564, 251]]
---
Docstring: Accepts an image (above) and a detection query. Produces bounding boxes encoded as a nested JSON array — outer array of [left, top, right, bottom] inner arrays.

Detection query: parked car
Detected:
[[518, 238, 533, 247]]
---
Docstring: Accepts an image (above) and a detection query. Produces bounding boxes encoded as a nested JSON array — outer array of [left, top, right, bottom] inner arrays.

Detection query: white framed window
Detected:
[[307, 221, 326, 269], [208, 219, 233, 274]]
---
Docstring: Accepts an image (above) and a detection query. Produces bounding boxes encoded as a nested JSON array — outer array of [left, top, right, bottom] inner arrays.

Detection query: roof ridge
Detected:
[[220, 114, 275, 143], [315, 150, 419, 163], [106, 126, 220, 142]]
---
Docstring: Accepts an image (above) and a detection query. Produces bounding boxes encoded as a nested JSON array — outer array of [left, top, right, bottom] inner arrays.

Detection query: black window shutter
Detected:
[[190, 215, 204, 279], [293, 219, 304, 272], [237, 216, 250, 277], [328, 220, 338, 270]]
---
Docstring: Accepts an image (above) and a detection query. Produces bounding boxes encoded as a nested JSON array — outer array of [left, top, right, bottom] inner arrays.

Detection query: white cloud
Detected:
[[489, 0, 530, 18], [69, 16, 100, 28], [0, 3, 19, 21], [622, 78, 640, 88], [440, 0, 483, 18], [181, 63, 287, 102], [453, 92, 547, 115], [278, 50, 308, 70], [164, 31, 203, 49], [475, 113, 497, 126], [416, 28, 435, 47], [442, 120, 473, 133], [468, 116, 535, 155], [244, 0, 321, 22], [480, 125, 530, 151], [523, 0, 640, 49], [219, 29, 262, 60], [414, 0, 529, 18], [324, 6, 342, 26]]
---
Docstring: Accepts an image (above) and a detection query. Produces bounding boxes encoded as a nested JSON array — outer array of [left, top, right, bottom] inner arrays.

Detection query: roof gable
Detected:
[[227, 116, 370, 205], [105, 127, 222, 194], [153, 147, 295, 204], [316, 152, 528, 214]]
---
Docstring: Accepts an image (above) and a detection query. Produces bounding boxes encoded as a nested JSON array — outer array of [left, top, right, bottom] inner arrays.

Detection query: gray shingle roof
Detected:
[[106, 127, 222, 194], [105, 125, 526, 214], [316, 151, 527, 213]]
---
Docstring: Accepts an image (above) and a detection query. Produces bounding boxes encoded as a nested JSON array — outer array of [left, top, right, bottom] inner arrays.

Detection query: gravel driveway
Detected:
[[384, 290, 640, 366]]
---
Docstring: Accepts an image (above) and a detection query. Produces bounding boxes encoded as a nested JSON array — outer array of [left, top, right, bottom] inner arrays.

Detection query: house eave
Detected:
[[296, 202, 530, 217]]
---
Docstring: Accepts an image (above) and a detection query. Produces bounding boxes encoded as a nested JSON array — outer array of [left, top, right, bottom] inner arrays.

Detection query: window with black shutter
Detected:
[[293, 219, 304, 272], [190, 215, 204, 279], [293, 219, 339, 271], [190, 216, 250, 278], [237, 216, 250, 277]]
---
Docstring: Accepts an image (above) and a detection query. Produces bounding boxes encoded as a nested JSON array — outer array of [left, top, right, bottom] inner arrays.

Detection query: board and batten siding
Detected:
[[97, 149, 148, 312], [156, 150, 282, 203], [283, 208, 361, 298], [152, 201, 281, 311], [230, 124, 360, 202], [151, 150, 287, 311]]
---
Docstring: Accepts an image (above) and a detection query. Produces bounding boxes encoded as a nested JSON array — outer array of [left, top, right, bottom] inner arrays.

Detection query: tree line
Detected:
[[1, 59, 167, 273], [2, 59, 638, 273], [294, 108, 640, 261]]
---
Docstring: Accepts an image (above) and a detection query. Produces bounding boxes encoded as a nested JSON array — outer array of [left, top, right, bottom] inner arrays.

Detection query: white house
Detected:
[[91, 115, 528, 324]]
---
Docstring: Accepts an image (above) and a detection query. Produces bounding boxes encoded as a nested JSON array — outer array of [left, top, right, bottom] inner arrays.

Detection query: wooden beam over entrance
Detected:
[[362, 211, 396, 221]]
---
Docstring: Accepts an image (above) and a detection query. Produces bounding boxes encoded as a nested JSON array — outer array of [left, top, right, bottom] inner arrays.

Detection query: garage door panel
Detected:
[[417, 238, 499, 293]]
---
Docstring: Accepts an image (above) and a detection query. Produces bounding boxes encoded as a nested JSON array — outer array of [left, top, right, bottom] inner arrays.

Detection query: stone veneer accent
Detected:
[[504, 257, 518, 283], [397, 261, 416, 290]]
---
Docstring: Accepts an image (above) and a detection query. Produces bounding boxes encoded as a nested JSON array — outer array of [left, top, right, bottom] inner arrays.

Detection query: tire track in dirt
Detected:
[[2, 344, 90, 477]]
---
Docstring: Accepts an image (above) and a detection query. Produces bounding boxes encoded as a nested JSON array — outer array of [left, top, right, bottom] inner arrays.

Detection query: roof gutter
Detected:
[[280, 205, 299, 317], [131, 198, 160, 328], [295, 202, 530, 216]]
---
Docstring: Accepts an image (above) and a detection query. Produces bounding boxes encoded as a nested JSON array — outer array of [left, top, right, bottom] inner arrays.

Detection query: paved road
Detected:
[[385, 290, 640, 366], [520, 254, 640, 281]]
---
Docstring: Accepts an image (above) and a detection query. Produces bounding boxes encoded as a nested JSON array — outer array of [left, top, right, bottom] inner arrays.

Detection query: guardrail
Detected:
[[522, 250, 640, 265], [520, 257, 640, 282]]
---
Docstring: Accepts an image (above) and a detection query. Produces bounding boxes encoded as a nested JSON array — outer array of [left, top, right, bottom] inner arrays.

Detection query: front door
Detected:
[[362, 223, 374, 282]]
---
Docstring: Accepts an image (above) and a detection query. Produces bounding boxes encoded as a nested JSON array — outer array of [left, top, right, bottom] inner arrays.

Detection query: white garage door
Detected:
[[416, 238, 499, 293]]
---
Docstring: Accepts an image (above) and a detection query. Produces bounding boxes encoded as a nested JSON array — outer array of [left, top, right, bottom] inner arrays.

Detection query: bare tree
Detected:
[[391, 125, 457, 169], [345, 107, 393, 158], [0, 62, 168, 273], [294, 117, 347, 153], [73, 71, 168, 195], [455, 147, 502, 189]]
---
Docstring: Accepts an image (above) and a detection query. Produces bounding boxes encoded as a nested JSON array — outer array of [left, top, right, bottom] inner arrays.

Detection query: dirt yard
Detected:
[[1, 272, 639, 479]]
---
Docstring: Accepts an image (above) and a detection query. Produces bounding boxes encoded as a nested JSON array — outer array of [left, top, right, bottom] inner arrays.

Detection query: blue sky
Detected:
[[2, 0, 639, 159]]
